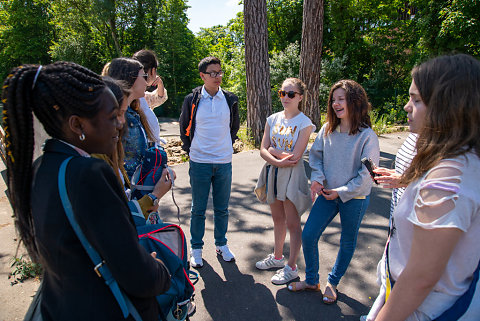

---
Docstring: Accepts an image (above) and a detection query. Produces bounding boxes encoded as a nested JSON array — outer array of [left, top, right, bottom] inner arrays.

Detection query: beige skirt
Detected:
[[254, 161, 312, 216]]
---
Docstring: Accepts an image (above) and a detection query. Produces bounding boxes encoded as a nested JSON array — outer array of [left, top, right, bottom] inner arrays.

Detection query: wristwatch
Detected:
[[147, 193, 159, 206]]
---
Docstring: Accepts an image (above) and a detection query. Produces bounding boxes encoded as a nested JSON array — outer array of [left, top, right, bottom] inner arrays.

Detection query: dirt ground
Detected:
[[0, 162, 39, 321]]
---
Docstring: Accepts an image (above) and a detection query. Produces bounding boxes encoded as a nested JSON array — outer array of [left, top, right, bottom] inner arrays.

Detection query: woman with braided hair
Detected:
[[2, 62, 170, 320]]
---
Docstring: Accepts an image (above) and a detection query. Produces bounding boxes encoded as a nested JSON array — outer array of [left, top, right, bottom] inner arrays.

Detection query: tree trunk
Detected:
[[299, 0, 324, 128], [108, 17, 121, 57], [244, 0, 271, 146]]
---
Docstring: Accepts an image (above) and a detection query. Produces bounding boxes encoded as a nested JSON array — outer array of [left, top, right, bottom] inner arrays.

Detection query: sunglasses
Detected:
[[278, 90, 300, 99], [135, 73, 148, 81]]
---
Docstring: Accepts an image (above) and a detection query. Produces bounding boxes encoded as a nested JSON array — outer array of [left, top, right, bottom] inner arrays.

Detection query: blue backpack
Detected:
[[137, 223, 196, 321], [131, 147, 168, 200]]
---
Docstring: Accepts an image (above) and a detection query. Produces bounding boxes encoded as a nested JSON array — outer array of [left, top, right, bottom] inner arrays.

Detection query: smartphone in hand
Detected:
[[361, 157, 379, 184]]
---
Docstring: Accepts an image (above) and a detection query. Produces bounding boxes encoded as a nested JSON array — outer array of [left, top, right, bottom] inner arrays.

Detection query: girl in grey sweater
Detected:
[[288, 80, 380, 305]]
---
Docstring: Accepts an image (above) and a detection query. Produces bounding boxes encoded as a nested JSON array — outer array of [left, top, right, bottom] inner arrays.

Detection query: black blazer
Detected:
[[32, 139, 170, 320]]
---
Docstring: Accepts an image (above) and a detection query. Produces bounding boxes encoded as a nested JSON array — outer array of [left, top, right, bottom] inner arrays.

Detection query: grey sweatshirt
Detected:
[[309, 123, 380, 202]]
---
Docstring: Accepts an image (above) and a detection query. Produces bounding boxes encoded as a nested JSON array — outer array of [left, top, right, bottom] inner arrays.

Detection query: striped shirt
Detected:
[[390, 133, 418, 216]]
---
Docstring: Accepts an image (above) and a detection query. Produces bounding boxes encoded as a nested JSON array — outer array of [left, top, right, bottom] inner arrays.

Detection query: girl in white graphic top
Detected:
[[255, 78, 315, 285]]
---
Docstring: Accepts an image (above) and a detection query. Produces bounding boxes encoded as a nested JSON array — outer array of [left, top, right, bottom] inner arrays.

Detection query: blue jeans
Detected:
[[302, 195, 370, 286], [189, 161, 232, 249]]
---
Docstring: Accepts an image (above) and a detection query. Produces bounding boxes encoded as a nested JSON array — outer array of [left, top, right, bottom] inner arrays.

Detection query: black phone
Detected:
[[146, 85, 157, 92], [361, 157, 379, 184]]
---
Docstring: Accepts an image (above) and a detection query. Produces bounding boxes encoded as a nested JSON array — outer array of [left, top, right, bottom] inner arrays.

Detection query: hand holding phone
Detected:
[[361, 157, 379, 184]]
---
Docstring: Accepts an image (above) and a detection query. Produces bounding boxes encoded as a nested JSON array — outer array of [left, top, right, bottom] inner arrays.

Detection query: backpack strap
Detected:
[[165, 166, 181, 224], [434, 258, 480, 320], [58, 157, 143, 321], [185, 92, 199, 138], [384, 210, 479, 319]]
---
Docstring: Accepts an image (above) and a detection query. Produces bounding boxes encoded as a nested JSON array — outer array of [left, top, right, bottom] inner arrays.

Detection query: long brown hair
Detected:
[[401, 54, 480, 185], [107, 58, 156, 142], [101, 77, 130, 185], [325, 79, 372, 135]]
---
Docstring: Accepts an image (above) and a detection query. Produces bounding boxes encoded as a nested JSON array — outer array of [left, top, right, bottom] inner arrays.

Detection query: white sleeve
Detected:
[[407, 160, 473, 232]]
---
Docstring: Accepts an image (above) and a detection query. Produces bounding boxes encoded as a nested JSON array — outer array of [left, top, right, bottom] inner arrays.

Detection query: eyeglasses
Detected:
[[135, 73, 148, 81], [278, 90, 300, 99], [203, 71, 224, 78]]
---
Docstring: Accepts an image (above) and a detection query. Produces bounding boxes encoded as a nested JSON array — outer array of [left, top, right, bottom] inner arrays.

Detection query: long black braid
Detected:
[[1, 61, 106, 261]]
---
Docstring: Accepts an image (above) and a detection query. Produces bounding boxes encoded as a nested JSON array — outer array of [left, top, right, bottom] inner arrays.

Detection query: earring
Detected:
[[79, 133, 85, 141]]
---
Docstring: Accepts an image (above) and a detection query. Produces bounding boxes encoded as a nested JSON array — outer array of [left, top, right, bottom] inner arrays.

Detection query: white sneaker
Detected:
[[271, 264, 298, 285], [216, 245, 235, 262], [190, 249, 203, 268], [256, 254, 285, 270]]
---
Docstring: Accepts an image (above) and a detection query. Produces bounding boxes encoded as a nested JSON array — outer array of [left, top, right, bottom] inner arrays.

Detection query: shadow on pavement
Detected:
[[276, 287, 368, 321], [197, 259, 282, 321]]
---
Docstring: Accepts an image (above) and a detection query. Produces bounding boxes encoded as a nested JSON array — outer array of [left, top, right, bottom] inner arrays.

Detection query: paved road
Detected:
[[0, 122, 410, 321]]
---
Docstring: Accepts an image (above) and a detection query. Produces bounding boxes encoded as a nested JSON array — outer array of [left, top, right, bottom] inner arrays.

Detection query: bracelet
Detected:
[[148, 192, 157, 202], [147, 193, 159, 206]]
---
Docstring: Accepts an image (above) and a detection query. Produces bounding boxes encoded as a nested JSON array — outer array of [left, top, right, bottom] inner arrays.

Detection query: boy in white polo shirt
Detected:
[[179, 57, 240, 268]]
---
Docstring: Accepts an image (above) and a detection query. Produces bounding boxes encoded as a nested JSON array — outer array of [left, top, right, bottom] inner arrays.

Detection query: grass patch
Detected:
[[9, 256, 42, 285], [370, 111, 408, 135], [237, 126, 256, 150]]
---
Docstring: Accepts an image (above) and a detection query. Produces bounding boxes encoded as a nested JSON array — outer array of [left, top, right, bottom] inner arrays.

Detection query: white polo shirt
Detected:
[[189, 86, 232, 164]]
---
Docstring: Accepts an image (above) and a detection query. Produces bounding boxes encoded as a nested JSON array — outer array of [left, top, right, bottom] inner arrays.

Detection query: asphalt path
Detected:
[[157, 131, 408, 321], [0, 120, 410, 320]]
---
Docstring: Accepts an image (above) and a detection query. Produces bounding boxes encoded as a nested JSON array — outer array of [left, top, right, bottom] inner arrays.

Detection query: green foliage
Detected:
[[1, 0, 478, 127], [370, 111, 389, 135], [0, 0, 53, 79], [50, 0, 122, 71], [377, 94, 408, 125], [413, 0, 480, 57], [154, 0, 202, 117], [318, 55, 348, 112], [226, 47, 247, 122], [180, 153, 189, 163], [267, 0, 303, 52], [236, 126, 256, 150], [48, 0, 202, 117], [9, 256, 43, 285], [269, 41, 301, 113]]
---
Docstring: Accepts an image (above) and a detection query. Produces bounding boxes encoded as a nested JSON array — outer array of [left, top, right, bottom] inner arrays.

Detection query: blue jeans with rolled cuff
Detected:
[[189, 160, 232, 249], [302, 195, 370, 286]]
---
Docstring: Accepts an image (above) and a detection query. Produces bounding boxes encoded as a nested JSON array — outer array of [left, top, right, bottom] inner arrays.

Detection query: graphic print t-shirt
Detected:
[[267, 111, 315, 152]]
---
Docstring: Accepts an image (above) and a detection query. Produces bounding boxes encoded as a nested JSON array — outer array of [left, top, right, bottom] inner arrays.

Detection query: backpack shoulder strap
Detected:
[[434, 259, 480, 321]]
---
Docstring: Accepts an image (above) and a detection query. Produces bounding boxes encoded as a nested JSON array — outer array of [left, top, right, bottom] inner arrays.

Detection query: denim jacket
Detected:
[[123, 106, 148, 178]]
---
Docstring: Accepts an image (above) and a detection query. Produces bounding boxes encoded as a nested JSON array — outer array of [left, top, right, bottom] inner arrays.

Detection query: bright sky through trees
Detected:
[[186, 0, 243, 33]]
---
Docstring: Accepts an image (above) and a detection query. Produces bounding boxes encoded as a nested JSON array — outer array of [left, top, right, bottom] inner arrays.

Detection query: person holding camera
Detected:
[[133, 49, 168, 146], [288, 80, 379, 305]]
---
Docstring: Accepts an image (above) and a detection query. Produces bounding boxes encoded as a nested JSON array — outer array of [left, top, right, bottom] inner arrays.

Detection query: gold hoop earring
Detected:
[[79, 133, 85, 141]]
